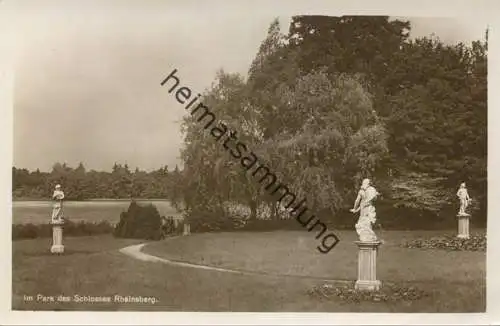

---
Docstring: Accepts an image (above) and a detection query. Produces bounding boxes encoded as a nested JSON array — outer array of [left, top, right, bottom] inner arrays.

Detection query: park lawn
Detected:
[[144, 230, 486, 312], [13, 231, 486, 312], [144, 230, 486, 282]]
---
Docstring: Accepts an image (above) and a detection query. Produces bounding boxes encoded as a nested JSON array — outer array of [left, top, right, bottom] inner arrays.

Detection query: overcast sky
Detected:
[[12, 1, 488, 172]]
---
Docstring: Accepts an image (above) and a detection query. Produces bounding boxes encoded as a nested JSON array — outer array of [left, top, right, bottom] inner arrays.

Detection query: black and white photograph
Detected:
[[2, 0, 498, 324]]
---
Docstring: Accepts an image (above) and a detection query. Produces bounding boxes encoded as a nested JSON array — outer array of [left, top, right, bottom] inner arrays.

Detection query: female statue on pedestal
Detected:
[[51, 184, 65, 224], [350, 178, 379, 242], [457, 182, 471, 216]]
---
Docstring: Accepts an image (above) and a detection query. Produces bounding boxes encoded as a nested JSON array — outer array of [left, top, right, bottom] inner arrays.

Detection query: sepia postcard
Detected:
[[1, 0, 499, 324]]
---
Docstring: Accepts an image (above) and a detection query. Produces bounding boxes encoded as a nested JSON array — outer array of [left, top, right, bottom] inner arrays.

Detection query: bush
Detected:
[[113, 201, 163, 240], [65, 220, 114, 236], [12, 223, 50, 240], [189, 210, 246, 233], [12, 220, 113, 240]]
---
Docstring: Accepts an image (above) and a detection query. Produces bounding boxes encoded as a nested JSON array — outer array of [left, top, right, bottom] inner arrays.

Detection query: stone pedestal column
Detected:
[[183, 223, 191, 236], [355, 241, 381, 291], [51, 221, 65, 254], [457, 214, 470, 239]]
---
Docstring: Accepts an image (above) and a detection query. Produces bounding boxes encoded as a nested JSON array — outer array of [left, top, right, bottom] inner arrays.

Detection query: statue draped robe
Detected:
[[457, 188, 470, 215], [355, 185, 378, 242], [51, 190, 65, 223]]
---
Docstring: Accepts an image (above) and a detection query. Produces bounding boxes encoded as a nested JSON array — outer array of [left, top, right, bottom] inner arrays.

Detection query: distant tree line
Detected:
[[12, 162, 183, 205]]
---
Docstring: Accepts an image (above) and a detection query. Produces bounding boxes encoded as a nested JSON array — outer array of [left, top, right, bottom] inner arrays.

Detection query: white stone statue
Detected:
[[350, 178, 379, 242], [51, 184, 65, 224], [457, 182, 471, 216]]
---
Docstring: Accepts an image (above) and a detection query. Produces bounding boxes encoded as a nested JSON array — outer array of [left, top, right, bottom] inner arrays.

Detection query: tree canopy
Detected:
[[178, 16, 487, 228]]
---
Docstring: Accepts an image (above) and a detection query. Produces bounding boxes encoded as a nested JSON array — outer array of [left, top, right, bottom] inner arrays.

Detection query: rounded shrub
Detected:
[[113, 201, 163, 240]]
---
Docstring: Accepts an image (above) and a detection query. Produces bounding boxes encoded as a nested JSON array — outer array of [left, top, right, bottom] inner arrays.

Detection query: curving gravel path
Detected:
[[119, 242, 351, 282]]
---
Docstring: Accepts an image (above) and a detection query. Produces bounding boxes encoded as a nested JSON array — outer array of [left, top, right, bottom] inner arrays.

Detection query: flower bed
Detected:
[[401, 234, 486, 252], [308, 282, 428, 303]]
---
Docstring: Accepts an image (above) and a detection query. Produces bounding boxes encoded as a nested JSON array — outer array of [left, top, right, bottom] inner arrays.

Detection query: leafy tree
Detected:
[[287, 15, 410, 117], [179, 19, 389, 227]]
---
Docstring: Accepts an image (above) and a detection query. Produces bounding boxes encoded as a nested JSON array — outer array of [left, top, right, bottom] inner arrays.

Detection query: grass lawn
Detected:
[[13, 230, 486, 312]]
